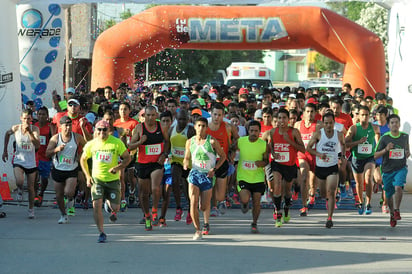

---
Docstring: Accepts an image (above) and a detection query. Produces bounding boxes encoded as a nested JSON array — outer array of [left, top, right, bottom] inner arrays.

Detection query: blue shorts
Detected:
[[162, 174, 172, 186], [188, 170, 213, 192], [382, 167, 408, 199], [38, 160, 52, 179]]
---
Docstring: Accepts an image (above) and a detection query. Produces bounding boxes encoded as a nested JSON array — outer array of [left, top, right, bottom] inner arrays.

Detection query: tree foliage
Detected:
[[326, 2, 368, 21], [104, 19, 116, 30], [119, 9, 133, 20], [314, 53, 343, 74]]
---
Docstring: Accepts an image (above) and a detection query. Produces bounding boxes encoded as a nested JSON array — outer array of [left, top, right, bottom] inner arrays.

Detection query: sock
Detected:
[[273, 195, 282, 212]]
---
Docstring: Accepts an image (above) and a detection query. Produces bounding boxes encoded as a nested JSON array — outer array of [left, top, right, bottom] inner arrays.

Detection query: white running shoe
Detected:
[[28, 209, 35, 219], [193, 231, 203, 240], [58, 215, 68, 224]]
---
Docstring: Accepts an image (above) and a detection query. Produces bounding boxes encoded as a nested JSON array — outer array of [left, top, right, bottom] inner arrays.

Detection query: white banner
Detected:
[[17, 3, 65, 109]]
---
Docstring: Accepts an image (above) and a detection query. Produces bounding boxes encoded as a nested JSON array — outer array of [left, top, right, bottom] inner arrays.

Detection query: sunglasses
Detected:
[[68, 102, 79, 107], [96, 128, 108, 132]]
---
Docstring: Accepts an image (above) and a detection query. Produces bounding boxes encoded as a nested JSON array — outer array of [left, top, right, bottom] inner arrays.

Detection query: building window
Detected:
[[296, 63, 305, 74]]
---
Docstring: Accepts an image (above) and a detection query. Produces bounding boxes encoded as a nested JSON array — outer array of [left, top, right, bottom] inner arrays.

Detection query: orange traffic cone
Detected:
[[0, 173, 13, 201]]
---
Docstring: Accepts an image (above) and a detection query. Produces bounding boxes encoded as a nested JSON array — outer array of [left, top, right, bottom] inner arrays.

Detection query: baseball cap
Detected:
[[197, 98, 206, 106], [254, 109, 262, 120], [223, 99, 232, 107], [191, 109, 202, 116], [272, 103, 280, 109], [180, 95, 190, 103], [252, 83, 259, 88], [66, 87, 75, 94], [239, 88, 249, 95], [319, 95, 329, 103], [59, 116, 72, 125], [67, 99, 80, 106], [306, 98, 318, 105], [95, 120, 109, 129]]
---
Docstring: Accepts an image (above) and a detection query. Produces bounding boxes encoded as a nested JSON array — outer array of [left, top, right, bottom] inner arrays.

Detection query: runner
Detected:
[[306, 112, 345, 228], [129, 106, 170, 231], [46, 116, 86, 223], [2, 109, 40, 218], [268, 108, 305, 227], [183, 117, 226, 240], [345, 105, 380, 215], [80, 120, 131, 242], [235, 120, 270, 233], [169, 110, 195, 224], [374, 114, 409, 227], [206, 103, 239, 217]]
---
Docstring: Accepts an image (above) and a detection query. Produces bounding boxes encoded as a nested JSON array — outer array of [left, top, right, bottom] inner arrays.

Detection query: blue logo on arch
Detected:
[[21, 9, 43, 29]]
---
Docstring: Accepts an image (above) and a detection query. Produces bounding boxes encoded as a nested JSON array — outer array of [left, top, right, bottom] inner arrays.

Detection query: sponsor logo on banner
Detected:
[[0, 64, 13, 103], [18, 8, 61, 38], [173, 17, 288, 43]]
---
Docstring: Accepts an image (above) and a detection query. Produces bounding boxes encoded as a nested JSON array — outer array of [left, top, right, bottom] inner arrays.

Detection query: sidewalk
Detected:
[[0, 192, 411, 274]]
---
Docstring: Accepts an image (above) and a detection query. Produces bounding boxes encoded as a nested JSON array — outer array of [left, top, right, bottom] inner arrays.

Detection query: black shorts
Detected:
[[215, 160, 229, 179], [13, 164, 37, 175], [126, 154, 136, 170], [171, 163, 190, 179], [238, 181, 265, 195], [135, 162, 163, 179], [315, 165, 339, 180], [271, 162, 297, 182], [351, 156, 375, 174], [51, 167, 79, 183]]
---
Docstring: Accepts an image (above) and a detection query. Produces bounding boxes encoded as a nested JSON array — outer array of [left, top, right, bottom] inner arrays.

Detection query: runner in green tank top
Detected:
[[233, 120, 269, 233], [346, 106, 380, 215]]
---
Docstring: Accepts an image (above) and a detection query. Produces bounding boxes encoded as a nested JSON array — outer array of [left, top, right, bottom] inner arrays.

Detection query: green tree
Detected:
[[120, 9, 133, 20], [314, 53, 342, 74], [326, 2, 368, 21], [104, 19, 116, 30]]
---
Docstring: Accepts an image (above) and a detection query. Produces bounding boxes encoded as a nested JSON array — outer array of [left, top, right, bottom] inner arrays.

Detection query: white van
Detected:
[[145, 79, 189, 89], [225, 62, 272, 88]]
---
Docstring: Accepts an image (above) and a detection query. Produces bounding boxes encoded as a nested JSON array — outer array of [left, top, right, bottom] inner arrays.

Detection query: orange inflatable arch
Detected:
[[91, 6, 385, 97]]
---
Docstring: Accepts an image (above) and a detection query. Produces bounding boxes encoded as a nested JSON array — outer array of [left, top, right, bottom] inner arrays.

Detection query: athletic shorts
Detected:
[[162, 174, 172, 186], [91, 178, 121, 204], [126, 154, 136, 170], [298, 152, 315, 172], [271, 161, 298, 183], [383, 166, 407, 199], [315, 165, 339, 180], [171, 163, 190, 179], [135, 162, 163, 179], [237, 181, 265, 195], [38, 160, 52, 178], [188, 169, 213, 192], [13, 164, 37, 175], [51, 167, 78, 183], [215, 160, 229, 178], [351, 156, 375, 174]]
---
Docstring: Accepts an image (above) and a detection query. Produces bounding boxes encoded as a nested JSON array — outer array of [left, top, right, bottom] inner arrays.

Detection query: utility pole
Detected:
[[64, 5, 73, 91]]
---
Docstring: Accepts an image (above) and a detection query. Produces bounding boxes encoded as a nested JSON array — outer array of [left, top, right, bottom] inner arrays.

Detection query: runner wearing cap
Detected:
[[80, 120, 131, 243], [46, 116, 86, 223]]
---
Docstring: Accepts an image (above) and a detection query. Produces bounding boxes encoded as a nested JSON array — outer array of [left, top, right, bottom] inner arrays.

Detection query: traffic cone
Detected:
[[0, 173, 13, 201]]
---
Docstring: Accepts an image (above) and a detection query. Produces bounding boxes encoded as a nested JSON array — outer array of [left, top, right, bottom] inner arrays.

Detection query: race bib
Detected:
[[389, 149, 404, 160], [358, 143, 372, 154], [275, 152, 290, 163], [242, 160, 257, 170], [194, 160, 210, 171], [21, 142, 32, 151], [40, 136, 46, 145], [318, 154, 331, 163], [59, 154, 73, 165], [145, 144, 161, 156], [172, 147, 185, 158], [97, 152, 113, 164]]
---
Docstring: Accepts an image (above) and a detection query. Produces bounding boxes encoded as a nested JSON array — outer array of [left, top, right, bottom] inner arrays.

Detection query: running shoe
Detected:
[[67, 207, 75, 216], [393, 210, 401, 221], [218, 201, 226, 215], [120, 200, 127, 212], [357, 203, 364, 215], [34, 196, 40, 207], [58, 215, 68, 224], [75, 191, 84, 204], [202, 223, 210, 235], [37, 195, 43, 207], [186, 212, 192, 225], [325, 219, 333, 228], [283, 212, 290, 223], [365, 204, 372, 215], [128, 194, 135, 205], [175, 208, 183, 221], [390, 214, 397, 227], [152, 213, 159, 226], [241, 203, 249, 214], [232, 194, 240, 205], [28, 208, 35, 219], [159, 218, 167, 227], [145, 217, 152, 231], [98, 232, 107, 243], [299, 207, 308, 217], [307, 196, 315, 209], [292, 191, 299, 201], [193, 231, 202, 240], [139, 216, 146, 224], [16, 191, 23, 202], [339, 183, 347, 198], [251, 223, 259, 234], [379, 198, 384, 207], [275, 213, 282, 227], [210, 207, 219, 217], [109, 212, 117, 223], [104, 200, 112, 214], [82, 200, 89, 210], [382, 205, 389, 214], [272, 210, 277, 221]]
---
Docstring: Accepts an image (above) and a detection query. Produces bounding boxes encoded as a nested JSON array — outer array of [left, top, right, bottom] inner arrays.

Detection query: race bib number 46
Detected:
[[242, 160, 257, 170], [97, 152, 113, 163], [145, 144, 161, 156], [389, 149, 404, 160], [358, 144, 372, 154]]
